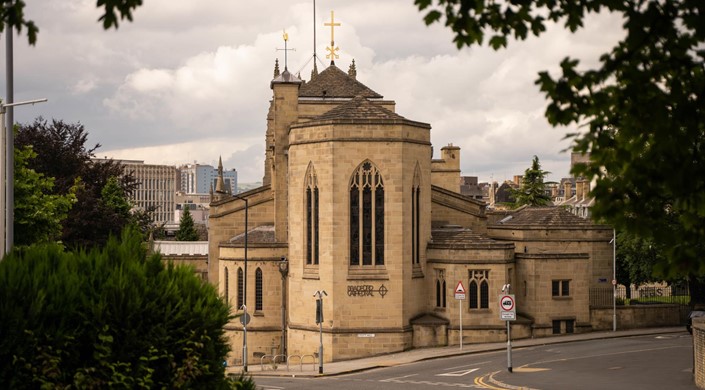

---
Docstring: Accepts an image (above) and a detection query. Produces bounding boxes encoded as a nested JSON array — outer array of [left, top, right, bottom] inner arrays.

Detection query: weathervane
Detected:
[[324, 10, 340, 65], [277, 30, 296, 71]]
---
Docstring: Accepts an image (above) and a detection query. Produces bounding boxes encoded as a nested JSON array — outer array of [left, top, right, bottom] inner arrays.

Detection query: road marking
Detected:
[[444, 360, 492, 370], [487, 371, 541, 390], [438, 368, 480, 377], [474, 373, 511, 390], [527, 344, 686, 367], [513, 367, 549, 373], [382, 373, 480, 387]]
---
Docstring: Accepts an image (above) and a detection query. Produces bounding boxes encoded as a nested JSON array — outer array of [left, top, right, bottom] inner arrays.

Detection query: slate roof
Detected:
[[495, 206, 593, 227], [229, 225, 276, 244], [315, 95, 406, 121], [299, 64, 382, 99], [430, 226, 499, 246], [270, 69, 302, 86]]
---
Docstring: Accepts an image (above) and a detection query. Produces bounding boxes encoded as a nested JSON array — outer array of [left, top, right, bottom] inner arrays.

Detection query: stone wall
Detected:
[[161, 254, 208, 280], [693, 318, 705, 389], [590, 305, 684, 330]]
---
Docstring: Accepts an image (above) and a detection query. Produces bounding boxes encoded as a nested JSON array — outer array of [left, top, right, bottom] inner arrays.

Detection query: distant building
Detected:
[[555, 153, 593, 218], [175, 202, 209, 225], [179, 162, 237, 194], [111, 159, 177, 225], [459, 176, 483, 200]]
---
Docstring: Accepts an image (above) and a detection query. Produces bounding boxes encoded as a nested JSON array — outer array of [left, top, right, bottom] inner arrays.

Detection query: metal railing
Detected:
[[590, 285, 689, 308]]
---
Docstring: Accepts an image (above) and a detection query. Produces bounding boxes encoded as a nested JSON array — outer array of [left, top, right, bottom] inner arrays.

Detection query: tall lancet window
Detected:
[[305, 164, 319, 265], [224, 266, 229, 302], [411, 164, 421, 265], [255, 268, 263, 311], [237, 267, 244, 309], [350, 161, 385, 266]]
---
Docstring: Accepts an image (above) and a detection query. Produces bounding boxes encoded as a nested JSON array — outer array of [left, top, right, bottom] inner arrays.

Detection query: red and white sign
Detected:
[[499, 294, 516, 321], [500, 295, 514, 311], [455, 281, 466, 300]]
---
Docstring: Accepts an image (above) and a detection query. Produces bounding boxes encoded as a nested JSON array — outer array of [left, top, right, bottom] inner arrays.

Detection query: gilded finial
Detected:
[[348, 59, 357, 79], [324, 10, 340, 65], [274, 58, 280, 78]]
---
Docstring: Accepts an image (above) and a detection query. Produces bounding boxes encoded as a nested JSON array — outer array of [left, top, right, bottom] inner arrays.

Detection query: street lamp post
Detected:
[[232, 194, 249, 371], [0, 98, 48, 255], [314, 290, 327, 374], [612, 229, 617, 332], [278, 257, 289, 358]]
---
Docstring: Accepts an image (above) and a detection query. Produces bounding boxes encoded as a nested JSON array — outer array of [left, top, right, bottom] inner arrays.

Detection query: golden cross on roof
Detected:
[[324, 10, 340, 63]]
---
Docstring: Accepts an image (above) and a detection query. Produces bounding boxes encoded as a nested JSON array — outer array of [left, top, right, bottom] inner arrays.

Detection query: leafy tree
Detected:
[[511, 155, 551, 207], [0, 0, 143, 45], [132, 205, 166, 240], [615, 230, 666, 299], [176, 207, 199, 242], [0, 227, 240, 388], [416, 1, 705, 280], [13, 145, 77, 247], [16, 118, 139, 249]]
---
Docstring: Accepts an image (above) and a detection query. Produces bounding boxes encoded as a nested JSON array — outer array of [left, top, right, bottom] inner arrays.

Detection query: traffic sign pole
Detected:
[[459, 299, 463, 350], [507, 320, 512, 372], [499, 292, 515, 373], [455, 281, 466, 349]]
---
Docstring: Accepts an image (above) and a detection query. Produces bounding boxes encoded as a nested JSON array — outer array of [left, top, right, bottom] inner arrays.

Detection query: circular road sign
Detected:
[[500, 295, 515, 311], [239, 312, 251, 326]]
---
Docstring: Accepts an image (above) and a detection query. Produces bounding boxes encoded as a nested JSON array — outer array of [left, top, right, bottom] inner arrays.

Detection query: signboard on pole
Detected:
[[455, 281, 466, 300], [499, 294, 516, 321]]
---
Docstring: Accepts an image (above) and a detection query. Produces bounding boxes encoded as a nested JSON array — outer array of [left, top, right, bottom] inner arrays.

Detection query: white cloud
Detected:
[[5, 0, 624, 184]]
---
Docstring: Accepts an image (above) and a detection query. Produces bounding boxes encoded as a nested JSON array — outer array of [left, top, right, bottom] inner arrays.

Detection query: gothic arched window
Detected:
[[255, 268, 263, 311], [350, 161, 384, 266], [224, 266, 229, 303], [412, 164, 421, 265], [435, 269, 446, 308], [305, 164, 319, 265], [469, 270, 490, 309]]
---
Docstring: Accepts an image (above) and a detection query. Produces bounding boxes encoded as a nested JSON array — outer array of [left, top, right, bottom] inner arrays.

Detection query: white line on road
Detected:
[[437, 368, 480, 377], [443, 360, 492, 370]]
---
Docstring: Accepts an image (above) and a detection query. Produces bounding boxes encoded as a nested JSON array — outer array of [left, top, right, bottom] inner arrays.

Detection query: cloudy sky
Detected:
[[2, 0, 623, 184]]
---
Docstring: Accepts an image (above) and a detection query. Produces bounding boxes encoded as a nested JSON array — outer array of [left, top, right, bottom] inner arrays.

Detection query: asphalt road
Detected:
[[254, 332, 696, 390]]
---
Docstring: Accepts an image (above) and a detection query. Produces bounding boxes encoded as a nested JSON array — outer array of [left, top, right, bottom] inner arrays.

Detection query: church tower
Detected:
[[269, 69, 302, 242], [285, 63, 433, 359]]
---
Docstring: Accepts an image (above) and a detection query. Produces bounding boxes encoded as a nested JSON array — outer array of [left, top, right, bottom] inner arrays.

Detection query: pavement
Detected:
[[225, 326, 686, 378]]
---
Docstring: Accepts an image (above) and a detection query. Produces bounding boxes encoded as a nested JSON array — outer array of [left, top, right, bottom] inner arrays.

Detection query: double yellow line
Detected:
[[474, 371, 536, 390]]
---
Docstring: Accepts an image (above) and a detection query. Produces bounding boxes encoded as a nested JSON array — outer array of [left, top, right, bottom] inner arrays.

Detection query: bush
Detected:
[[0, 228, 237, 389]]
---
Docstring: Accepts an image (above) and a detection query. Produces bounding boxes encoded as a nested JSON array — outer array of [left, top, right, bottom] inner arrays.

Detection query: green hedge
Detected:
[[0, 228, 239, 389]]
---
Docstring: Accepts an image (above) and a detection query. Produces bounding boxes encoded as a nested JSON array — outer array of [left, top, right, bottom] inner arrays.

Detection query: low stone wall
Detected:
[[694, 318, 705, 389], [448, 323, 532, 345], [591, 304, 683, 330]]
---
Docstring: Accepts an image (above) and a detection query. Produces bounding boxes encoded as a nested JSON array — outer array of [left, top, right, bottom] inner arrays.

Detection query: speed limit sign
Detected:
[[499, 294, 516, 321]]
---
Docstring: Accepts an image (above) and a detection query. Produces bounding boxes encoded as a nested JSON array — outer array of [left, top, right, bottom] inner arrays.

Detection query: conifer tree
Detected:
[[512, 155, 551, 207], [175, 207, 199, 241]]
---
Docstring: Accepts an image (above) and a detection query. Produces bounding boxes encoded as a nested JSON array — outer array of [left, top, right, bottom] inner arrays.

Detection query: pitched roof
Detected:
[[299, 64, 382, 99], [229, 225, 276, 244], [431, 226, 499, 245], [495, 206, 593, 227], [428, 226, 513, 250], [315, 95, 405, 121]]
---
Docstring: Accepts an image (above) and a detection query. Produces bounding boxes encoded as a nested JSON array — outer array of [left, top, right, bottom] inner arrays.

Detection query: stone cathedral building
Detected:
[[208, 59, 613, 364]]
